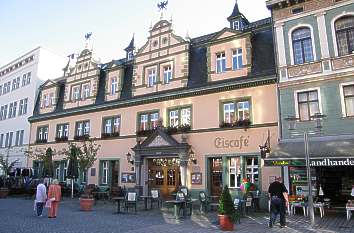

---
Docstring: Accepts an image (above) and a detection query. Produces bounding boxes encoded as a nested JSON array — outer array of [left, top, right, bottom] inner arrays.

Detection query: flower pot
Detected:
[[79, 198, 95, 211], [218, 214, 234, 231], [0, 187, 9, 198]]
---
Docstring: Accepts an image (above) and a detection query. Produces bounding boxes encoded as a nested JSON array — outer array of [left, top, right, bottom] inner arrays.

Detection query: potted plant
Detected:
[[218, 185, 239, 231], [0, 150, 19, 198], [63, 139, 100, 211]]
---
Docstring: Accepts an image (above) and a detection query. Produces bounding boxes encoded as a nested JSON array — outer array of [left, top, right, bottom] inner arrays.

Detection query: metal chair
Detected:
[[125, 191, 137, 213], [199, 191, 210, 213], [150, 189, 162, 208], [233, 198, 242, 223]]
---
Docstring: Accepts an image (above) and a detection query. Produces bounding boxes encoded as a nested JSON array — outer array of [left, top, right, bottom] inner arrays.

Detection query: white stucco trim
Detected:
[[275, 22, 287, 67], [294, 87, 323, 120], [288, 24, 317, 65], [331, 12, 354, 57], [339, 81, 354, 117], [315, 11, 330, 59]]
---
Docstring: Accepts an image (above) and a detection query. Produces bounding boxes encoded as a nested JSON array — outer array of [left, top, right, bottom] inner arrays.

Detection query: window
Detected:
[[12, 79, 16, 90], [111, 77, 118, 95], [56, 124, 69, 139], [55, 164, 60, 180], [18, 98, 28, 115], [75, 121, 90, 137], [8, 132, 13, 147], [229, 157, 241, 188], [26, 72, 31, 85], [0, 134, 3, 148], [50, 93, 55, 106], [343, 84, 354, 117], [297, 90, 320, 121], [292, 27, 314, 64], [163, 65, 172, 84], [216, 52, 226, 73], [63, 161, 68, 181], [8, 103, 14, 119], [82, 84, 90, 99], [128, 51, 133, 61], [148, 69, 157, 87], [335, 16, 354, 56], [43, 94, 49, 107], [5, 133, 9, 147], [223, 103, 235, 123], [232, 49, 243, 70], [0, 85, 2, 96], [8, 102, 17, 118], [15, 130, 20, 146], [19, 130, 24, 146], [72, 86, 80, 101], [2, 105, 8, 120], [37, 126, 48, 143], [245, 157, 259, 184], [102, 161, 108, 185], [237, 101, 250, 121], [16, 77, 20, 89], [168, 107, 191, 127], [232, 21, 240, 30], [103, 116, 120, 135], [22, 74, 27, 87], [138, 111, 159, 131]]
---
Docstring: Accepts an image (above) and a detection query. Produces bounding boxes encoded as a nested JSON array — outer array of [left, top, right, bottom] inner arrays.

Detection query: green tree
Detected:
[[218, 185, 239, 223]]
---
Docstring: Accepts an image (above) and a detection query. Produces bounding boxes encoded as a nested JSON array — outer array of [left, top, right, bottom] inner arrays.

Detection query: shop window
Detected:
[[167, 169, 176, 185], [155, 170, 164, 186], [245, 157, 259, 184], [335, 16, 354, 56], [216, 52, 226, 73], [292, 27, 314, 64], [229, 157, 241, 188], [343, 84, 354, 117], [297, 90, 320, 121]]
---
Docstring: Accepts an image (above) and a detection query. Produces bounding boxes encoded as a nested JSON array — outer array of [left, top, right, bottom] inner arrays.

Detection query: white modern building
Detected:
[[0, 47, 66, 172]]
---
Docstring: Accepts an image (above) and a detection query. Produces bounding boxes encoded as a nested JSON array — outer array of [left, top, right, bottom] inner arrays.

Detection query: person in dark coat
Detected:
[[268, 177, 289, 228]]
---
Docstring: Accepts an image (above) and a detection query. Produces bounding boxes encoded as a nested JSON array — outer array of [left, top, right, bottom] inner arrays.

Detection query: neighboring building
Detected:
[[28, 2, 278, 204], [0, 47, 66, 173], [266, 0, 354, 205]]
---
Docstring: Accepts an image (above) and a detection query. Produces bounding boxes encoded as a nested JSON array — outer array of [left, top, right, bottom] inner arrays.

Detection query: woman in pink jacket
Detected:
[[47, 179, 62, 218]]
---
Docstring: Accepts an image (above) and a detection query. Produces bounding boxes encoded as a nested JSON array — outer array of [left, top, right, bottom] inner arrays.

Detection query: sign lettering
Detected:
[[214, 136, 250, 149]]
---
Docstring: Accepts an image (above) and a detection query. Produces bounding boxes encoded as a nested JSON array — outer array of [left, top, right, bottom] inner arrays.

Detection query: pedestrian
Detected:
[[47, 179, 62, 218], [268, 176, 289, 228], [35, 180, 47, 217]]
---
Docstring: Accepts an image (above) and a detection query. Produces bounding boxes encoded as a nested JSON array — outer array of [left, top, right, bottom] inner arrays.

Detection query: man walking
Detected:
[[268, 177, 288, 228], [35, 180, 47, 217]]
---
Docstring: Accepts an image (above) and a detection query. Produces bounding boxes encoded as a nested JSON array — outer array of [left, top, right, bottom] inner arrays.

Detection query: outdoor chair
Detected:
[[175, 191, 188, 217], [233, 198, 242, 222], [179, 186, 190, 201], [199, 191, 210, 213], [150, 189, 163, 208], [125, 191, 138, 213]]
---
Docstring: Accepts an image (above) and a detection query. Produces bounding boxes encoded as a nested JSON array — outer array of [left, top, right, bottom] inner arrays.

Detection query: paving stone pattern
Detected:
[[0, 198, 353, 233]]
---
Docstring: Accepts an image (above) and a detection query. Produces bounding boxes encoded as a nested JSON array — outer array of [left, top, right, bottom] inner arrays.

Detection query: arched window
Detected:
[[292, 27, 314, 64], [335, 16, 354, 56]]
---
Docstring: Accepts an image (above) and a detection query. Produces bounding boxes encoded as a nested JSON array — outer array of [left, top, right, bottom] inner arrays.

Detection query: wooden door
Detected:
[[210, 158, 223, 196], [110, 160, 119, 187]]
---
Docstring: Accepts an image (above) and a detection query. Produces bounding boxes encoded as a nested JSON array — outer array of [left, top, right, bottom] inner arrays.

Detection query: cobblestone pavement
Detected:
[[0, 197, 353, 233]]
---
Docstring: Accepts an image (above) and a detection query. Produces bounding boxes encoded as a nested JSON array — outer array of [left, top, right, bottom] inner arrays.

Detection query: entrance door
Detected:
[[148, 158, 180, 198], [210, 158, 223, 196], [110, 160, 119, 187]]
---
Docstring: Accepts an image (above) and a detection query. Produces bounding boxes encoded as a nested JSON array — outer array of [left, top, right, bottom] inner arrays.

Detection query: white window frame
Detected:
[[73, 86, 80, 101], [105, 118, 112, 134], [237, 101, 250, 121], [339, 81, 354, 117], [111, 77, 118, 95], [169, 110, 179, 127], [245, 157, 259, 184], [232, 48, 243, 70], [163, 65, 172, 84], [82, 84, 90, 99], [63, 161, 68, 181], [83, 121, 90, 135], [229, 157, 241, 188], [294, 87, 323, 120], [19, 130, 24, 146], [76, 122, 83, 136], [140, 114, 148, 130], [113, 117, 120, 133], [232, 21, 240, 30], [148, 69, 157, 87], [44, 94, 49, 107], [223, 103, 235, 123], [288, 24, 317, 65], [216, 52, 226, 73], [181, 108, 191, 126], [150, 112, 159, 129], [331, 12, 354, 57], [102, 161, 108, 185]]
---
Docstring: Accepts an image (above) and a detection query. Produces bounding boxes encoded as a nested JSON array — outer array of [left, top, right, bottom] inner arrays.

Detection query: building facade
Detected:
[[266, 0, 354, 205], [28, 3, 279, 203], [0, 47, 66, 174]]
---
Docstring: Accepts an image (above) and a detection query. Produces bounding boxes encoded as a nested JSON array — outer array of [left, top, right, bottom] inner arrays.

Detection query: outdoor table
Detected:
[[140, 195, 152, 210], [346, 204, 354, 221], [92, 191, 109, 204], [165, 200, 186, 219], [112, 197, 125, 214], [289, 201, 307, 216]]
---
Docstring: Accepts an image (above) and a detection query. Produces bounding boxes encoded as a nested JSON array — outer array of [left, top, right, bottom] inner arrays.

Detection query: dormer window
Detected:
[[50, 93, 55, 106], [232, 48, 243, 70], [148, 69, 157, 87], [232, 21, 240, 30], [127, 51, 133, 61], [43, 94, 49, 107], [163, 65, 172, 84], [216, 52, 226, 73]]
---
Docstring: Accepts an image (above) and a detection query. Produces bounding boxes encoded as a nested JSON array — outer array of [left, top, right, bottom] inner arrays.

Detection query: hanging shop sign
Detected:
[[214, 136, 250, 149], [265, 157, 354, 167]]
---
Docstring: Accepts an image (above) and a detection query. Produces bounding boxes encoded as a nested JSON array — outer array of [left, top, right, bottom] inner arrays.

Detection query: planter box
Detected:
[[79, 198, 95, 211]]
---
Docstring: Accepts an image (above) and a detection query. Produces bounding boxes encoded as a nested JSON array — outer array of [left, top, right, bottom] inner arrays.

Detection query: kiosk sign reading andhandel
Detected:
[[310, 158, 354, 166]]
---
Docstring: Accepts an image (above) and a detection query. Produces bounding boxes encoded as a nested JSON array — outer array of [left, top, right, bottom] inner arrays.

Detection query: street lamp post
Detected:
[[285, 113, 325, 227]]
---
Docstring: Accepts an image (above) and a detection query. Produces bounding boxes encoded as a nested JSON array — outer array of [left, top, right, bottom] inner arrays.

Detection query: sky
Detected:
[[0, 0, 270, 66]]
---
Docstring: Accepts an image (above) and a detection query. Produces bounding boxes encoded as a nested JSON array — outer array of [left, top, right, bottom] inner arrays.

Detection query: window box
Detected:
[[166, 124, 191, 135], [35, 139, 47, 144], [136, 129, 154, 137], [101, 132, 120, 139], [219, 119, 251, 129], [55, 137, 68, 142], [74, 135, 90, 141]]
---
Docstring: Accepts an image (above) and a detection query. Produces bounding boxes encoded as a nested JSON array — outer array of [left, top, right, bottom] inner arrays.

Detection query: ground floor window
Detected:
[[227, 156, 260, 190], [99, 160, 120, 186]]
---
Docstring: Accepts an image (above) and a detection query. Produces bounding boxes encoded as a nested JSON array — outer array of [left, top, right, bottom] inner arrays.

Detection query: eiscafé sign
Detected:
[[214, 136, 250, 149]]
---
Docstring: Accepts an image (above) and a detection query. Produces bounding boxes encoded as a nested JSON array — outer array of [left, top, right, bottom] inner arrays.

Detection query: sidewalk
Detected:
[[0, 197, 352, 233]]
